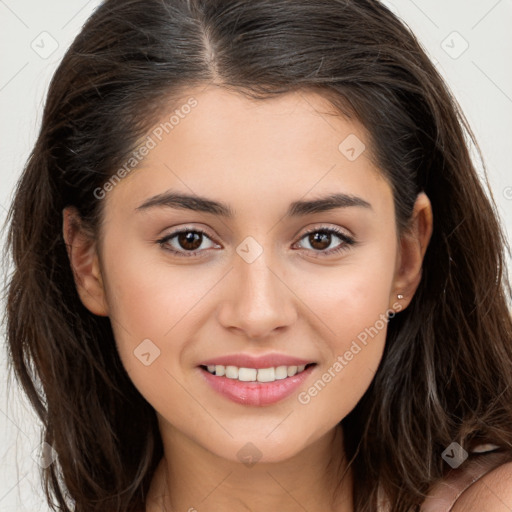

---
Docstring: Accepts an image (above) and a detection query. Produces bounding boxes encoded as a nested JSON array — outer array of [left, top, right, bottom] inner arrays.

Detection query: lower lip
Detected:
[[198, 365, 316, 406]]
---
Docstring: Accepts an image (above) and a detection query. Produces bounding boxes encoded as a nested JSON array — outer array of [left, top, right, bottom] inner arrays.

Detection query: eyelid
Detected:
[[298, 223, 355, 240]]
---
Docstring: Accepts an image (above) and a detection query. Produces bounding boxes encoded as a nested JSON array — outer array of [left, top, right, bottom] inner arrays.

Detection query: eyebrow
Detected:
[[135, 191, 372, 217]]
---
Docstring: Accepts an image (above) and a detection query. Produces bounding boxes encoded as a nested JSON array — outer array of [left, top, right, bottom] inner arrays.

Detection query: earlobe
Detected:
[[391, 192, 433, 310], [62, 206, 109, 317]]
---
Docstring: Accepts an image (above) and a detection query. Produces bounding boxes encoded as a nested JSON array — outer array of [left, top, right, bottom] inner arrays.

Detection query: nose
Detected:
[[216, 248, 298, 340]]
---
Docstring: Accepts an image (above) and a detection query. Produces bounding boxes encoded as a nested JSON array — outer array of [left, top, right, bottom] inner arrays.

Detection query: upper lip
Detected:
[[199, 353, 316, 369]]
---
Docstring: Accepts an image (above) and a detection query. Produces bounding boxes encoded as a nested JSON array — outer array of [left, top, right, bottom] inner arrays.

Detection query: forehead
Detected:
[[161, 86, 366, 158], [102, 86, 392, 220]]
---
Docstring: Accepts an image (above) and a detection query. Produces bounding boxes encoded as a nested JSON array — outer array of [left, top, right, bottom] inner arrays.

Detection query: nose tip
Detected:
[[216, 255, 297, 339]]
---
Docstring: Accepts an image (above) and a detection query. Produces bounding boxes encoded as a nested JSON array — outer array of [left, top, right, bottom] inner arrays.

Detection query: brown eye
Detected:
[[296, 227, 356, 257], [177, 231, 203, 251], [307, 231, 332, 251], [157, 228, 219, 257]]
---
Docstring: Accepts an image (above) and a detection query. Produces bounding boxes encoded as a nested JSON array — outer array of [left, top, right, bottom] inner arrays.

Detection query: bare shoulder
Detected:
[[451, 460, 512, 511]]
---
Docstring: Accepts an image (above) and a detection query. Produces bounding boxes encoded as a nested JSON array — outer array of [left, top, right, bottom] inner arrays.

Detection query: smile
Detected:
[[198, 363, 317, 406], [201, 363, 314, 382]]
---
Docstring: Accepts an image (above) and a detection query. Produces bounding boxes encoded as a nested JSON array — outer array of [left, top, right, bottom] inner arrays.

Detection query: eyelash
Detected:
[[156, 226, 356, 259]]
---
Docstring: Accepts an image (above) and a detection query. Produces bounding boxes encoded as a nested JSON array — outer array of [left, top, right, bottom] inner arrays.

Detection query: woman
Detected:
[[3, 0, 512, 511]]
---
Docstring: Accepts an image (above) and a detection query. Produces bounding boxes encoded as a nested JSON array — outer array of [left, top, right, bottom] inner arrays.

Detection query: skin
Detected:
[[63, 86, 433, 511]]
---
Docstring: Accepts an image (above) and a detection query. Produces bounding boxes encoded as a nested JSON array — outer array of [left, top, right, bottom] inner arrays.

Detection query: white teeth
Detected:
[[257, 367, 275, 382], [204, 363, 312, 382], [287, 366, 298, 377], [275, 366, 288, 379], [238, 367, 257, 381], [225, 365, 238, 379]]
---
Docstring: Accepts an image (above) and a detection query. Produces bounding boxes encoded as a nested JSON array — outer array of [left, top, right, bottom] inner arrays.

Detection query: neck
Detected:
[[146, 422, 353, 512]]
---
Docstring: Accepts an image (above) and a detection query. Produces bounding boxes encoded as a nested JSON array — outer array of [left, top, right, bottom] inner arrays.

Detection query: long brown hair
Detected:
[[3, 0, 512, 510]]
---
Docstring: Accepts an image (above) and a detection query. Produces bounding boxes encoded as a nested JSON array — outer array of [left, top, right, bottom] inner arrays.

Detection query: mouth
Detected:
[[199, 363, 317, 383], [198, 363, 318, 406]]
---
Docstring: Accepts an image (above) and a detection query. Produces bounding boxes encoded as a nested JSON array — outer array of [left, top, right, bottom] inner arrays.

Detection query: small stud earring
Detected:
[[397, 294, 404, 300]]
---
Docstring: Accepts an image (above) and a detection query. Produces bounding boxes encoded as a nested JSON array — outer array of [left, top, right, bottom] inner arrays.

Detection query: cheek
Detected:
[[293, 284, 391, 425], [290, 247, 395, 413], [99, 252, 200, 416], [99, 240, 227, 394], [296, 245, 396, 346], [100, 231, 216, 335]]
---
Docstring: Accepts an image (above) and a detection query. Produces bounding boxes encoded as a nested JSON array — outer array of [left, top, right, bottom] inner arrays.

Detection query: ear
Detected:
[[390, 192, 433, 311], [62, 206, 109, 316]]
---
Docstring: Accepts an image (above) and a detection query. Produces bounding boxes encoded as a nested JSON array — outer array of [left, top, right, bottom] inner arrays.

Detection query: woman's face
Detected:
[[69, 86, 430, 464]]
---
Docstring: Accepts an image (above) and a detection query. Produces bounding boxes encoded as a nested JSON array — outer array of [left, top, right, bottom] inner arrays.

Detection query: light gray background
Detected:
[[1, 1, 511, 510]]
